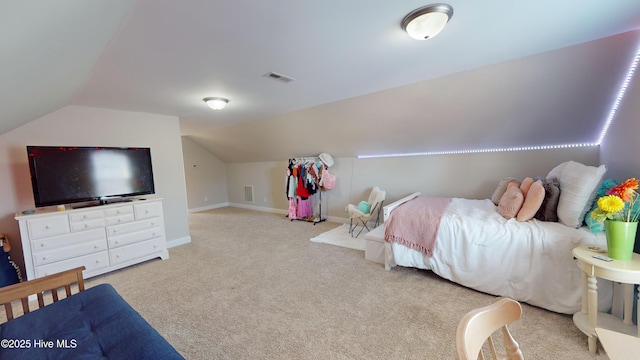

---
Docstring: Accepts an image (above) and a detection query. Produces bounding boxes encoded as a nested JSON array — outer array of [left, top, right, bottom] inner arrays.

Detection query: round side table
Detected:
[[572, 246, 640, 354]]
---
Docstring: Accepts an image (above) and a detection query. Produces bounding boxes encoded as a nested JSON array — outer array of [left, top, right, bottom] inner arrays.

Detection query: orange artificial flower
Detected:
[[607, 178, 639, 202], [594, 177, 640, 223]]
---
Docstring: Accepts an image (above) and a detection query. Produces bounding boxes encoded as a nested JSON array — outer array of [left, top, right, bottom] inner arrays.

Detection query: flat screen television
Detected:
[[27, 146, 155, 208]]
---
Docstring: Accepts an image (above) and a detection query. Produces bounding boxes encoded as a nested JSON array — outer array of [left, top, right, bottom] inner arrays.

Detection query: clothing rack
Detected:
[[286, 156, 330, 225]]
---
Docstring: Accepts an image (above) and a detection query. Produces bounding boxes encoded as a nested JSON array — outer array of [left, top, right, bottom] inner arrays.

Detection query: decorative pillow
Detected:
[[584, 179, 618, 232], [535, 177, 561, 222], [498, 186, 524, 220], [357, 201, 371, 214], [519, 177, 535, 198], [517, 180, 545, 222], [556, 161, 607, 228], [547, 161, 568, 180], [491, 177, 521, 205]]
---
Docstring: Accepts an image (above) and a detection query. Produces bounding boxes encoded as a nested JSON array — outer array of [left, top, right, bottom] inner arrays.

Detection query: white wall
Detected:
[[225, 161, 287, 212], [223, 147, 600, 222], [600, 65, 640, 181], [0, 105, 191, 273], [600, 58, 640, 251], [181, 136, 228, 211]]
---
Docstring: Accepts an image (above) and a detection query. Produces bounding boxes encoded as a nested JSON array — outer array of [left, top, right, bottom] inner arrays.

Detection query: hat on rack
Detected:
[[319, 152, 334, 167]]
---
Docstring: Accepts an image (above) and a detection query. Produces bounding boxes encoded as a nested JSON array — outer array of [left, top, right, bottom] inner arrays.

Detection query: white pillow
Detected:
[[556, 161, 606, 228], [547, 161, 568, 180]]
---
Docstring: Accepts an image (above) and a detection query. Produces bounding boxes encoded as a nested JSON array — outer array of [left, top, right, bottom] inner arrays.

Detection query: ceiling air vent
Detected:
[[263, 71, 295, 84]]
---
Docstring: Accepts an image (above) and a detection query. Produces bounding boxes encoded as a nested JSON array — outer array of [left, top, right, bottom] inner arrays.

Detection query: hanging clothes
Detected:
[[297, 197, 312, 218], [286, 167, 296, 199], [286, 156, 334, 222], [296, 165, 310, 198], [288, 197, 297, 220]]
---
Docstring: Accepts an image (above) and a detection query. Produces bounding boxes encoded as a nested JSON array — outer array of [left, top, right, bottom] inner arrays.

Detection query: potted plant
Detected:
[[591, 178, 639, 260]]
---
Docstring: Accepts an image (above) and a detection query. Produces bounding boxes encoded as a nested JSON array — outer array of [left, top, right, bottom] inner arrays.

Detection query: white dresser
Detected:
[[15, 198, 169, 280]]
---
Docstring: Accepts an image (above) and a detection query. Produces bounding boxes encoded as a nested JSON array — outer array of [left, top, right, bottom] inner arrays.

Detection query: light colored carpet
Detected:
[[310, 224, 367, 251], [74, 207, 605, 359]]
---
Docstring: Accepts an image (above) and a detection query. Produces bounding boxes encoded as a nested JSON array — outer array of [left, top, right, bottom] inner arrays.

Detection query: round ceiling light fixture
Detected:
[[401, 3, 453, 40], [203, 97, 229, 110]]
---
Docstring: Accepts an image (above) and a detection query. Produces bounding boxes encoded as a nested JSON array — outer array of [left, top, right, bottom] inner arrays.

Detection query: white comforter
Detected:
[[390, 197, 612, 314]]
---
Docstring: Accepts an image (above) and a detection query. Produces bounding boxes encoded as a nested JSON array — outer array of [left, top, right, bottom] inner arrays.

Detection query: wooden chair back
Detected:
[[456, 297, 524, 360], [0, 266, 85, 322]]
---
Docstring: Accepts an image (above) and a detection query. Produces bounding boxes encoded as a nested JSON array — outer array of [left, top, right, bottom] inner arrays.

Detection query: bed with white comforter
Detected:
[[383, 194, 612, 315]]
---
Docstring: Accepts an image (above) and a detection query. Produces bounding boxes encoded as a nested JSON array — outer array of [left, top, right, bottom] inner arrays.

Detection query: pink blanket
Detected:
[[384, 196, 451, 257]]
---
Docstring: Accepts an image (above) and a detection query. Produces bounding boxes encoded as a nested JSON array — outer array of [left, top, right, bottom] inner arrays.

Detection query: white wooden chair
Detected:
[[346, 187, 386, 237], [456, 297, 524, 360]]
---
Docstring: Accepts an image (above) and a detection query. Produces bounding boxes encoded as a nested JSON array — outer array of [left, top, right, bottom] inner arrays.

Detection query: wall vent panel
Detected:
[[244, 186, 254, 202]]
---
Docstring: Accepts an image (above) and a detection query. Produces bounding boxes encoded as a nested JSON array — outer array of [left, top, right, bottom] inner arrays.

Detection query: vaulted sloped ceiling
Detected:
[[3, 1, 640, 163], [0, 1, 136, 134], [196, 31, 640, 162]]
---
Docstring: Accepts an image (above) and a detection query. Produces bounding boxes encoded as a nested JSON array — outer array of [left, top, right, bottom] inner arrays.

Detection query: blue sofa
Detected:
[[0, 268, 183, 359]]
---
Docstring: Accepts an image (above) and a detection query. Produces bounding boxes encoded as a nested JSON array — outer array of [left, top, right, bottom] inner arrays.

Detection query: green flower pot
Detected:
[[605, 220, 638, 260]]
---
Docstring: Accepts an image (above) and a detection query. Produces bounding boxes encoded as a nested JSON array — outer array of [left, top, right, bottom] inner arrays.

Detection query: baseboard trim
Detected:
[[167, 235, 191, 248], [227, 203, 352, 224], [190, 202, 356, 225], [189, 202, 230, 213], [228, 202, 288, 215]]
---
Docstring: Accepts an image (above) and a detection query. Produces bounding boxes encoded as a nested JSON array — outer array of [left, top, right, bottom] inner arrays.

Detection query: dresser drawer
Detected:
[[70, 218, 106, 232], [107, 218, 161, 238], [105, 213, 135, 226], [105, 205, 133, 218], [134, 201, 162, 220], [34, 251, 110, 278], [69, 209, 104, 222], [26, 215, 70, 240], [108, 227, 164, 249], [33, 239, 107, 266], [109, 238, 165, 265], [31, 228, 106, 255]]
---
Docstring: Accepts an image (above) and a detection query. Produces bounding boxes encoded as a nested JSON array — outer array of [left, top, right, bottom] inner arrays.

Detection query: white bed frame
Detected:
[[380, 192, 421, 270], [382, 192, 421, 222]]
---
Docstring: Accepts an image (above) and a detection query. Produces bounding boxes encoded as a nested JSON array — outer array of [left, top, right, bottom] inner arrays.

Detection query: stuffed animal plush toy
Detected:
[[0, 234, 21, 287]]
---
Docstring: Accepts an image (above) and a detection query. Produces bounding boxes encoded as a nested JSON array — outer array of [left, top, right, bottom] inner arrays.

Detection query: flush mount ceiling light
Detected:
[[203, 97, 229, 110], [401, 3, 453, 40]]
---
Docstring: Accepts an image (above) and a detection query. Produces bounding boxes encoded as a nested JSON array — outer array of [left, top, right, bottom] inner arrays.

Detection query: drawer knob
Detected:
[[85, 224, 89, 228], [40, 243, 45, 247], [42, 256, 47, 260]]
